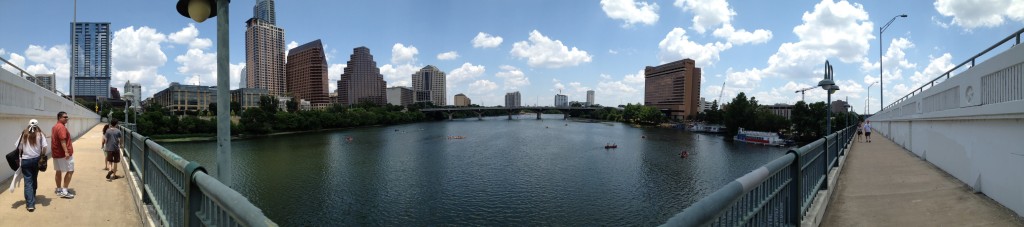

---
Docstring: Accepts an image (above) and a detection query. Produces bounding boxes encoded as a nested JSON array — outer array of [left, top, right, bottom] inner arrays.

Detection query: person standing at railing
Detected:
[[14, 119, 48, 212], [51, 111, 76, 199], [863, 121, 873, 143], [103, 119, 124, 180]]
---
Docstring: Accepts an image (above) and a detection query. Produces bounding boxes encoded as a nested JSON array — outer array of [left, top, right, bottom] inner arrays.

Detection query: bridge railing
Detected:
[[1, 55, 91, 111], [662, 125, 856, 226], [883, 27, 1023, 111], [119, 126, 278, 227]]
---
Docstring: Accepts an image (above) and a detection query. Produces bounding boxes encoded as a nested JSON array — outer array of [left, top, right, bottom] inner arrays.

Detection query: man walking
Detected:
[[104, 119, 123, 180], [52, 111, 75, 198], [863, 120, 873, 143]]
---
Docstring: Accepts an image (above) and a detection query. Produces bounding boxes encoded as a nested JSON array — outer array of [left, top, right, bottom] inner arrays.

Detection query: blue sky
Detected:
[[2, 0, 1022, 113]]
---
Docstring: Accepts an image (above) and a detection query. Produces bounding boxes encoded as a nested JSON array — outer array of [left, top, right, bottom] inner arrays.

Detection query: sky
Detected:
[[1, 0, 1022, 113]]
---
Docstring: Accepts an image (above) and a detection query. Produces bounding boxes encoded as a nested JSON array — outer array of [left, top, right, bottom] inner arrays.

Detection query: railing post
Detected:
[[183, 161, 207, 227], [786, 150, 801, 226], [142, 137, 152, 205], [821, 136, 829, 190]]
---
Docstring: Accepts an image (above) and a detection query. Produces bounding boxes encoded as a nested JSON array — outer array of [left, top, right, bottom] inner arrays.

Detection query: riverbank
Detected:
[[152, 123, 398, 143]]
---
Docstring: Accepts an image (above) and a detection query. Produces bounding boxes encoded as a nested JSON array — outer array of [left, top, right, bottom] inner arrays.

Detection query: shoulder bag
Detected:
[[5, 139, 23, 171]]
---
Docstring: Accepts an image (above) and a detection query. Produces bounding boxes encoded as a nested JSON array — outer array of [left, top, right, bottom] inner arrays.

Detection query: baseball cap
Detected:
[[29, 119, 38, 126]]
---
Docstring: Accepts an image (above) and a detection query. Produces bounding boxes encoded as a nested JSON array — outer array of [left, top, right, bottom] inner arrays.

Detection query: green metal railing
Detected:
[[119, 126, 277, 227], [662, 125, 856, 226]]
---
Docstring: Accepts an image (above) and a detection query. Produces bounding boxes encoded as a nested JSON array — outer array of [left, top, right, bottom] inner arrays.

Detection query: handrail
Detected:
[[882, 27, 1024, 111], [119, 125, 278, 226], [1, 55, 93, 111], [662, 124, 857, 226]]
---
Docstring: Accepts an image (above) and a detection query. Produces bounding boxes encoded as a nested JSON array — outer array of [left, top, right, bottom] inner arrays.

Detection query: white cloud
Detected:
[[600, 74, 612, 80], [608, 49, 619, 54], [230, 62, 245, 90], [623, 69, 645, 84], [712, 24, 772, 45], [437, 51, 459, 60], [175, 48, 217, 85], [674, 0, 734, 34], [657, 27, 732, 66], [468, 79, 498, 94], [934, 0, 1024, 30], [910, 53, 954, 86], [390, 43, 418, 65], [447, 62, 485, 90], [724, 68, 765, 89], [380, 64, 418, 87], [510, 30, 592, 68], [552, 78, 566, 93], [763, 0, 874, 80], [168, 23, 211, 50], [600, 0, 660, 27], [328, 64, 345, 93], [472, 32, 503, 48], [495, 65, 530, 90], [931, 16, 952, 29], [23, 45, 71, 92], [285, 41, 299, 55], [111, 26, 172, 98]]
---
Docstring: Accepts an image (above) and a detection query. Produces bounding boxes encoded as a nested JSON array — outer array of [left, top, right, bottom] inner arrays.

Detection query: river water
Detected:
[[163, 114, 790, 226]]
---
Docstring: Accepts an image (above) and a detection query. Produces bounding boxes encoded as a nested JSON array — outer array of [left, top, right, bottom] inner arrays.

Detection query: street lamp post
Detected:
[[819, 60, 840, 136], [865, 81, 877, 114], [176, 0, 232, 186], [879, 14, 908, 111], [124, 91, 133, 127]]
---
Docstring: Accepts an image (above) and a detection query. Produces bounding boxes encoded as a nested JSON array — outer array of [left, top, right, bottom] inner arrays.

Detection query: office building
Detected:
[[231, 88, 269, 110], [245, 0, 286, 96], [831, 100, 850, 113], [286, 39, 330, 106], [505, 91, 521, 107], [153, 82, 217, 115], [412, 65, 447, 106], [386, 86, 413, 106], [70, 22, 111, 100], [586, 90, 595, 106], [766, 103, 794, 120], [32, 73, 57, 92], [555, 94, 568, 107], [454, 93, 471, 107], [123, 80, 142, 111], [337, 47, 387, 106], [700, 97, 712, 113], [644, 58, 702, 120]]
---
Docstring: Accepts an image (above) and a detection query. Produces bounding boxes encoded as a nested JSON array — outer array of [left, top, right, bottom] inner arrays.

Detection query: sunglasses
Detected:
[[61, 116, 69, 119]]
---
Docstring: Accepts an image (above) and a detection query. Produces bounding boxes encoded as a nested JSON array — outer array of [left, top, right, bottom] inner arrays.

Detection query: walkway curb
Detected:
[[801, 141, 853, 227]]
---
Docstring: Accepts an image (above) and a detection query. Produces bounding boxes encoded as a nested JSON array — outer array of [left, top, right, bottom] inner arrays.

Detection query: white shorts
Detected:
[[55, 156, 75, 172]]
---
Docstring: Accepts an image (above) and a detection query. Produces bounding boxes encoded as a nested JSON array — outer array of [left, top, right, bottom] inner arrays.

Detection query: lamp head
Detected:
[[899, 14, 908, 17], [176, 0, 220, 23], [818, 79, 835, 89]]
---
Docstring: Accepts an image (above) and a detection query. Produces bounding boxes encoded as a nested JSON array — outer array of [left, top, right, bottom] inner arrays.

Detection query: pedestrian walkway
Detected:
[[0, 124, 143, 225], [822, 130, 1023, 226]]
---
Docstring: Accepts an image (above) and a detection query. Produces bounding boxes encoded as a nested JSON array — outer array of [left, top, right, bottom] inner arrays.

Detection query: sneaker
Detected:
[[27, 207, 34, 212], [54, 188, 61, 195], [106, 171, 113, 179], [61, 190, 75, 199]]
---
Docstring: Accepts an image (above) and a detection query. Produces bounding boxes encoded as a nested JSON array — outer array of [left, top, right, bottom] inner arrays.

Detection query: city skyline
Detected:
[[2, 0, 1023, 113]]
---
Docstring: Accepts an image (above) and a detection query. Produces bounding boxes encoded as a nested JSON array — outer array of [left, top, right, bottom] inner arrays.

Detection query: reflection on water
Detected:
[[164, 115, 789, 226]]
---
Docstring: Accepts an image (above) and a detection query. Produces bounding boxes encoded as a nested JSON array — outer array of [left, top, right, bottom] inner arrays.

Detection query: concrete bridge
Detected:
[[421, 106, 602, 120]]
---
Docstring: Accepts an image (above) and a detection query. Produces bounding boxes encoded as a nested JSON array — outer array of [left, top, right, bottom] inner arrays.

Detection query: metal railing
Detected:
[[662, 125, 857, 226], [119, 126, 278, 227], [883, 27, 1024, 111], [0, 55, 91, 110]]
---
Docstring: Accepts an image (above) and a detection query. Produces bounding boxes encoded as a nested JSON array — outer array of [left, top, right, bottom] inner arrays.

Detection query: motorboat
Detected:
[[733, 128, 788, 147]]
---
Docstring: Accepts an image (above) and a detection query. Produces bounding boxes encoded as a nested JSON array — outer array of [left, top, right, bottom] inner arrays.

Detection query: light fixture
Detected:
[[176, 0, 219, 23]]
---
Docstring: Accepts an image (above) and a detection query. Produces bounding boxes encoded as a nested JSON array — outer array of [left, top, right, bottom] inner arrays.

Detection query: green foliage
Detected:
[[230, 101, 242, 115], [208, 102, 217, 115], [259, 95, 279, 114], [286, 97, 299, 113]]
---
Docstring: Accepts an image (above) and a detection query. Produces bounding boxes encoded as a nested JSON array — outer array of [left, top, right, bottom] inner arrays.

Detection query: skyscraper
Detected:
[[554, 94, 568, 107], [412, 65, 446, 106], [644, 58, 702, 120], [123, 80, 142, 111], [245, 0, 285, 96], [286, 39, 329, 107], [505, 91, 521, 107], [70, 22, 111, 100], [586, 90, 595, 106], [32, 73, 57, 92], [337, 47, 387, 106]]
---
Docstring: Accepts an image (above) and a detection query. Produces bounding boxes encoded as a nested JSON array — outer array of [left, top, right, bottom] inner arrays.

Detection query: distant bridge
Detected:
[[420, 106, 603, 120]]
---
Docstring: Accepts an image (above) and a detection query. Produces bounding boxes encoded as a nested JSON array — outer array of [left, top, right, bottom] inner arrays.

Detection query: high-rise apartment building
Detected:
[[286, 39, 329, 107], [123, 80, 142, 111], [554, 94, 568, 107], [454, 93, 471, 107], [337, 47, 387, 106], [245, 0, 285, 96], [505, 91, 521, 107], [644, 58, 702, 120], [386, 86, 413, 106], [70, 22, 111, 100], [586, 90, 595, 106], [412, 65, 446, 106], [32, 74, 57, 92]]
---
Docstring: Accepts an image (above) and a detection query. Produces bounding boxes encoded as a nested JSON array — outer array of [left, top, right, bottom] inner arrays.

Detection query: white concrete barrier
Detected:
[[1, 68, 100, 180], [869, 43, 1024, 216]]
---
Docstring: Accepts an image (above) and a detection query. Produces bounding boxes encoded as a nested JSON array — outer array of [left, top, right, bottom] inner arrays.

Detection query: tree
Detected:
[[230, 101, 242, 115], [286, 97, 299, 112], [724, 92, 755, 137], [208, 102, 217, 115], [259, 95, 279, 114]]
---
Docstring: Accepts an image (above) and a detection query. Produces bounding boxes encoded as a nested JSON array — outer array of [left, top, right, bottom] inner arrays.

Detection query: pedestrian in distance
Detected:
[[863, 120, 873, 143], [51, 111, 76, 199], [104, 119, 124, 180], [856, 121, 864, 142], [14, 119, 48, 212]]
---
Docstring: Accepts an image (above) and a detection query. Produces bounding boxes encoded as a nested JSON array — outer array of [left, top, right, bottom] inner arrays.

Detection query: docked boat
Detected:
[[733, 128, 789, 147], [689, 123, 725, 133]]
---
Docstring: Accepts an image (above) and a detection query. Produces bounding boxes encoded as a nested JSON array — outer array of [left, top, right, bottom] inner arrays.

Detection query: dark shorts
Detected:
[[865, 132, 872, 136], [857, 131, 863, 135], [106, 149, 121, 163]]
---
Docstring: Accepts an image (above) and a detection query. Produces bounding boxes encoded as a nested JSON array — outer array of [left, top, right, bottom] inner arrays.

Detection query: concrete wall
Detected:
[[869, 43, 1024, 216], [1, 68, 100, 180]]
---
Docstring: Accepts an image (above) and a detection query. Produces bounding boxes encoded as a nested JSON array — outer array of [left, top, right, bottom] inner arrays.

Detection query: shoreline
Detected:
[[152, 124, 391, 143]]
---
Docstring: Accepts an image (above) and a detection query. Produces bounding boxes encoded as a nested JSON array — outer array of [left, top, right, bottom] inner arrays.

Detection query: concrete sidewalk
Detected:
[[822, 130, 1023, 226], [0, 123, 143, 226]]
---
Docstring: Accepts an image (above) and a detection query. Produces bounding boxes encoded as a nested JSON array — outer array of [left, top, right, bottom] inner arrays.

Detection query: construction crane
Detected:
[[795, 86, 817, 102], [717, 81, 725, 103]]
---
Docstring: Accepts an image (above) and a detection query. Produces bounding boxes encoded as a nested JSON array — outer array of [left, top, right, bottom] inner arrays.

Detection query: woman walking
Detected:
[[15, 119, 48, 212]]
